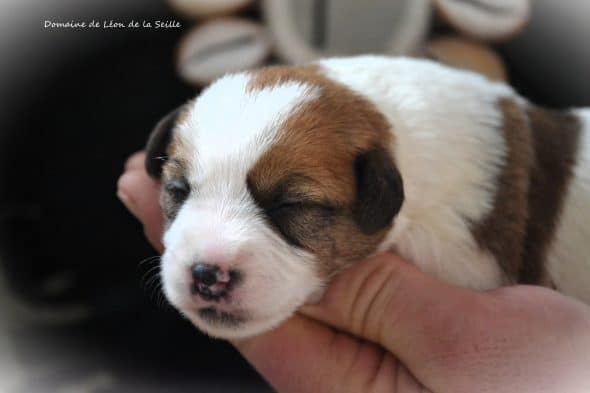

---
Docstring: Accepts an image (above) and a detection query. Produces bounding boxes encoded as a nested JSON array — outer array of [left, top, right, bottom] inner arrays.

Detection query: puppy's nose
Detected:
[[191, 263, 219, 286], [191, 263, 236, 301]]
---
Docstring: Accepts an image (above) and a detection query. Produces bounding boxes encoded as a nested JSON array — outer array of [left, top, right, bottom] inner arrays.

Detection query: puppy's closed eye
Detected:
[[265, 200, 337, 248]]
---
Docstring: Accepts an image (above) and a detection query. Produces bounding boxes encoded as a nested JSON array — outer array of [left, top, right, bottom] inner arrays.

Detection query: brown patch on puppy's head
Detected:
[[246, 66, 404, 277], [145, 103, 193, 179], [145, 103, 194, 221]]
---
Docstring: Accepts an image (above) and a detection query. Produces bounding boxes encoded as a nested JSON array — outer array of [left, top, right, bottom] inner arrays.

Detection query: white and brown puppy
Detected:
[[145, 56, 590, 339]]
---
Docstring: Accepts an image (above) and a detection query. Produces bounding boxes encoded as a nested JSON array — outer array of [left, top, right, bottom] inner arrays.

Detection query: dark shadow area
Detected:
[[0, 4, 269, 392]]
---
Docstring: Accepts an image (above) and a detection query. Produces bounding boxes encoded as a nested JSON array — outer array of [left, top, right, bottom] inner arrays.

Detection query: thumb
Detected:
[[117, 151, 165, 252], [300, 253, 483, 380]]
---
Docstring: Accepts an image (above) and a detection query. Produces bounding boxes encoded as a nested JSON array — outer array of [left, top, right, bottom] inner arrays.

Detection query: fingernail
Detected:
[[117, 190, 140, 219]]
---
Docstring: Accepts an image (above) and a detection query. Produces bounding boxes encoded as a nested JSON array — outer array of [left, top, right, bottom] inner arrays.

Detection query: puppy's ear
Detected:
[[353, 147, 404, 234], [145, 107, 184, 179]]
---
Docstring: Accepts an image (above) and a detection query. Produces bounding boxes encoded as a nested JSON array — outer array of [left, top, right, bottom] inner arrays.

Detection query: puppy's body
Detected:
[[321, 57, 589, 299], [146, 56, 590, 338]]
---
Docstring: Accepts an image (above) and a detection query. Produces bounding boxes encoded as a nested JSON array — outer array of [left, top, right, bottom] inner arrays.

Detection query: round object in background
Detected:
[[167, 0, 254, 19], [424, 36, 508, 82], [176, 18, 272, 86], [434, 0, 531, 42], [262, 0, 431, 63]]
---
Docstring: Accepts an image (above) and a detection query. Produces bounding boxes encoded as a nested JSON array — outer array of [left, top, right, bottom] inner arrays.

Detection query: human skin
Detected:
[[117, 152, 590, 393]]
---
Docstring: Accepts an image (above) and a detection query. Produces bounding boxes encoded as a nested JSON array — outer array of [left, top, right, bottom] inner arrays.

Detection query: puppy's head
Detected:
[[146, 66, 404, 338]]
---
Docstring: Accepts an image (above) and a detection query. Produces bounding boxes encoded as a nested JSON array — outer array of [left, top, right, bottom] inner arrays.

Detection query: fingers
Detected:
[[299, 253, 483, 388], [234, 314, 402, 393], [300, 253, 590, 393], [124, 151, 146, 171], [117, 152, 165, 252]]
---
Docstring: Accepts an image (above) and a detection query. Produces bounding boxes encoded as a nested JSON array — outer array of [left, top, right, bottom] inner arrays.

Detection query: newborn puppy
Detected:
[[145, 56, 590, 339]]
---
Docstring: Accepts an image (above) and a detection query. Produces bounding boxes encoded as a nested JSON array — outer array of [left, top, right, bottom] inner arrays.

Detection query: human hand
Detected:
[[118, 152, 590, 393]]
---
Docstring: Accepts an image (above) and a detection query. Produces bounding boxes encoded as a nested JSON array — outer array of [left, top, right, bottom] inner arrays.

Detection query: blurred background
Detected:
[[0, 0, 588, 392]]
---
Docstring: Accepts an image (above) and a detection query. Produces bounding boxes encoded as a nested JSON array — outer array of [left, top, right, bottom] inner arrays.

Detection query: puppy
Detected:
[[145, 56, 590, 339]]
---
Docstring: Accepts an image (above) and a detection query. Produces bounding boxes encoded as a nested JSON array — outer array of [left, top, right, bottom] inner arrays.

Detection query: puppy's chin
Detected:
[[174, 282, 329, 339], [182, 305, 298, 340]]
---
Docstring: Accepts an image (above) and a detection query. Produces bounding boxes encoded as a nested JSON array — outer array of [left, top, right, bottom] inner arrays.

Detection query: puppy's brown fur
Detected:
[[472, 99, 582, 285], [246, 66, 402, 277]]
